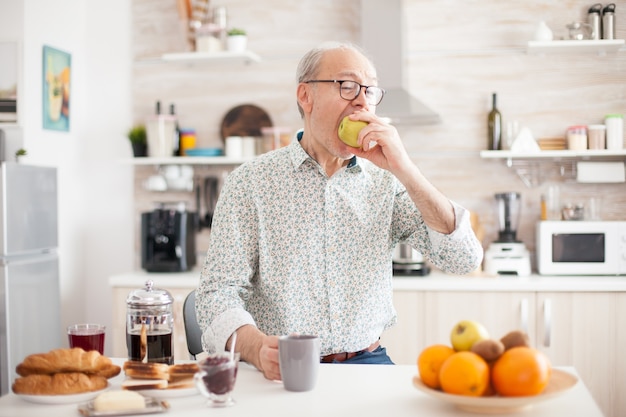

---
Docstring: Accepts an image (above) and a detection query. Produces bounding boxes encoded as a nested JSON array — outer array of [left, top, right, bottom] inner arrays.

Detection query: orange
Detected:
[[492, 346, 552, 396], [417, 344, 455, 389], [439, 351, 490, 396]]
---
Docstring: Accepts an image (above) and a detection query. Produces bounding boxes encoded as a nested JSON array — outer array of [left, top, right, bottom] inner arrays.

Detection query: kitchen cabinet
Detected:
[[382, 289, 626, 417]]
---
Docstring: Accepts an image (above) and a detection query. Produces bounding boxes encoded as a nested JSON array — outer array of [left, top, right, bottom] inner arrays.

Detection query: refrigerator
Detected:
[[0, 162, 61, 395]]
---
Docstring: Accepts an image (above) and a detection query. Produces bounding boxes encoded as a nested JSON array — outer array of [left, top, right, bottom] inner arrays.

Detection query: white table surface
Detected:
[[0, 360, 604, 417]]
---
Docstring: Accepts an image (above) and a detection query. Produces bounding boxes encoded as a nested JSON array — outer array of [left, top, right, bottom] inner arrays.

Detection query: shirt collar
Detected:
[[290, 129, 360, 171]]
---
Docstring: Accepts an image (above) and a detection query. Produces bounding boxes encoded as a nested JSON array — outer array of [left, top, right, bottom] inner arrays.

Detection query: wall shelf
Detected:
[[527, 39, 625, 55], [480, 150, 626, 187], [122, 156, 253, 166], [160, 50, 261, 64], [480, 150, 626, 160]]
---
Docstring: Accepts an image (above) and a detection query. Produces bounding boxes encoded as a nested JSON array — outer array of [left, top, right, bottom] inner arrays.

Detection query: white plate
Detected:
[[136, 386, 198, 399], [17, 386, 109, 405], [413, 369, 578, 414]]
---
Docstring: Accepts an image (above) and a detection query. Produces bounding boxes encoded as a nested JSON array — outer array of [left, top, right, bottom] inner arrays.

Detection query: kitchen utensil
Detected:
[[220, 104, 272, 142], [412, 369, 578, 414], [566, 125, 587, 151], [261, 126, 292, 153], [588, 4, 602, 40], [602, 3, 616, 39], [495, 192, 521, 243], [561, 203, 585, 221], [587, 125, 606, 150], [605, 114, 623, 150], [225, 136, 243, 158], [185, 148, 223, 157], [67, 324, 105, 355], [278, 335, 320, 392], [141, 204, 197, 272], [194, 352, 240, 407], [392, 243, 430, 276], [229, 331, 237, 362], [200, 176, 219, 228], [483, 192, 531, 276], [126, 280, 174, 365], [566, 22, 592, 40], [534, 21, 553, 42], [146, 115, 177, 157]]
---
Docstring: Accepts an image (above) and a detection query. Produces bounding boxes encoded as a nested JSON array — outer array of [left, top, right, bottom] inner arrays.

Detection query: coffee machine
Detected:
[[483, 192, 531, 276], [141, 202, 197, 272]]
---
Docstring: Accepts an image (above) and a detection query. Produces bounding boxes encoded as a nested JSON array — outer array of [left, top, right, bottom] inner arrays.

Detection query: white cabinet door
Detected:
[[421, 291, 537, 348], [536, 292, 624, 417], [380, 291, 425, 365], [386, 290, 536, 365]]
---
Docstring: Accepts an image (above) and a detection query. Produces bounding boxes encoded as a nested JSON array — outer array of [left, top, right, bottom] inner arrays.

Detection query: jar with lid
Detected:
[[605, 114, 624, 150], [126, 280, 174, 364], [566, 125, 587, 151], [587, 124, 606, 149]]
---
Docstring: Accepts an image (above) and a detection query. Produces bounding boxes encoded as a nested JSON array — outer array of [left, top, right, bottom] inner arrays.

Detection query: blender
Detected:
[[483, 192, 531, 276]]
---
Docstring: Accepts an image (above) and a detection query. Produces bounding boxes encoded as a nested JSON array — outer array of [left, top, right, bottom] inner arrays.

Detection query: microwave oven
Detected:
[[536, 221, 626, 275]]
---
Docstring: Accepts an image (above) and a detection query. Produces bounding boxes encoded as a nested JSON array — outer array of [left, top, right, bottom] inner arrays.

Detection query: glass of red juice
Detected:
[[67, 324, 106, 354]]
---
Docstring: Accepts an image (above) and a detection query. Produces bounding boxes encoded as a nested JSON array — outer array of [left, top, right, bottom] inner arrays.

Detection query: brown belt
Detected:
[[320, 340, 380, 363]]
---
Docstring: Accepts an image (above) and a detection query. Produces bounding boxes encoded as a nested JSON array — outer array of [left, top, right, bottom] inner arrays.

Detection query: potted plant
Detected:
[[128, 124, 148, 157], [226, 28, 247, 53], [15, 148, 27, 162]]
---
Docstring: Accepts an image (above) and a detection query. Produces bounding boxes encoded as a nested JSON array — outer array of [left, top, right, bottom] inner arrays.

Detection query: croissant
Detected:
[[16, 348, 114, 377], [12, 372, 108, 395]]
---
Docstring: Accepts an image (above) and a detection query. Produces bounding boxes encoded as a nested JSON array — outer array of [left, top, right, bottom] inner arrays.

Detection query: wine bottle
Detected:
[[487, 93, 502, 150]]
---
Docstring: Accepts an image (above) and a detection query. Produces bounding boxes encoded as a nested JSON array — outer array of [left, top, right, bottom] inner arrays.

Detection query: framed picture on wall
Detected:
[[0, 41, 18, 123], [42, 45, 71, 131]]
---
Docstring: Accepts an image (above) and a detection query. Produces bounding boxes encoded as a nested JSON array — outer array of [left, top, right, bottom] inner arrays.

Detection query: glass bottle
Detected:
[[170, 103, 180, 156], [487, 93, 502, 150]]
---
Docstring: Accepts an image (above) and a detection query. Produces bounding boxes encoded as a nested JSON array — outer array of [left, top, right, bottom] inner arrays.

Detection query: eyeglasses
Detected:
[[304, 80, 385, 106]]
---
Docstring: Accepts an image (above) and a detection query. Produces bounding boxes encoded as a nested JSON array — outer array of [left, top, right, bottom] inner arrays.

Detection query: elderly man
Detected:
[[196, 42, 483, 381]]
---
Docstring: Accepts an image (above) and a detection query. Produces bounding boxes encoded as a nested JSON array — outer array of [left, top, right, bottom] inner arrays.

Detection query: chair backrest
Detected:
[[182, 290, 204, 359]]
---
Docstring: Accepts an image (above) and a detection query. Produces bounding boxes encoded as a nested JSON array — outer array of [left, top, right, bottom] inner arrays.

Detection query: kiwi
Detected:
[[500, 330, 531, 350], [470, 339, 505, 362]]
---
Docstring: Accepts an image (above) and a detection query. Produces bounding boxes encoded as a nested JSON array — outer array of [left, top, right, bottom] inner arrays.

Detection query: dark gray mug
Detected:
[[278, 334, 320, 392]]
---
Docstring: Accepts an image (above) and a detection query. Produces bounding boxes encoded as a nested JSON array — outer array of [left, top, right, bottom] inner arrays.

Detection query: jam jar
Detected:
[[126, 280, 174, 364]]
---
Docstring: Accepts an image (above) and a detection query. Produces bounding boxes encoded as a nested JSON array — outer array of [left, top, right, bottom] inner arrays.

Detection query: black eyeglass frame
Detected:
[[303, 79, 385, 106]]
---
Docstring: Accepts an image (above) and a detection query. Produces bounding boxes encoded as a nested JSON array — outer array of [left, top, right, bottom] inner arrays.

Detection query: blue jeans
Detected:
[[328, 345, 395, 365]]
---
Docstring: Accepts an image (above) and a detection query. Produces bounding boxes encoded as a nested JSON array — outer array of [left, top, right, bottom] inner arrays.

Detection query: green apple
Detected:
[[338, 116, 368, 148], [450, 320, 490, 351]]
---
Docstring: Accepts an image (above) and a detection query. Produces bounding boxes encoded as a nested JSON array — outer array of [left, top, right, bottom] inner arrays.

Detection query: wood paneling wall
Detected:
[[131, 0, 626, 270]]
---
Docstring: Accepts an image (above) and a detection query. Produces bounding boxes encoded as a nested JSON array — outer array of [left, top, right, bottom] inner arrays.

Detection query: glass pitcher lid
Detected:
[[126, 280, 173, 307]]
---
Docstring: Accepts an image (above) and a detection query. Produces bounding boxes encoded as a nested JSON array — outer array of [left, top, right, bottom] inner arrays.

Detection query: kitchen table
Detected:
[[0, 359, 604, 417]]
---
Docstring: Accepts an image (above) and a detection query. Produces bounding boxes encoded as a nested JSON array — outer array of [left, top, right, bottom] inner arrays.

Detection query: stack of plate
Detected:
[[537, 138, 566, 150], [185, 148, 223, 157]]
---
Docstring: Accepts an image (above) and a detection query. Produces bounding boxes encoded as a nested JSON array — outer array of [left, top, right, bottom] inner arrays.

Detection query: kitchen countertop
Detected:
[[109, 270, 626, 292], [0, 360, 604, 417]]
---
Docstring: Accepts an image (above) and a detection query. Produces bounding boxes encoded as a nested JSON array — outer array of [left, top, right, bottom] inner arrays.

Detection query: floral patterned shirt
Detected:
[[196, 135, 483, 356]]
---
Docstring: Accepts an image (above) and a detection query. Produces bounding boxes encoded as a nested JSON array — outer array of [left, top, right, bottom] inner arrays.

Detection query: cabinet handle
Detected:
[[543, 298, 552, 347], [520, 298, 529, 333]]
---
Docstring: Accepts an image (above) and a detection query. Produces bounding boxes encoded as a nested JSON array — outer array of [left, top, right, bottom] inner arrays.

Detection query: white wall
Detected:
[[1, 0, 135, 354]]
